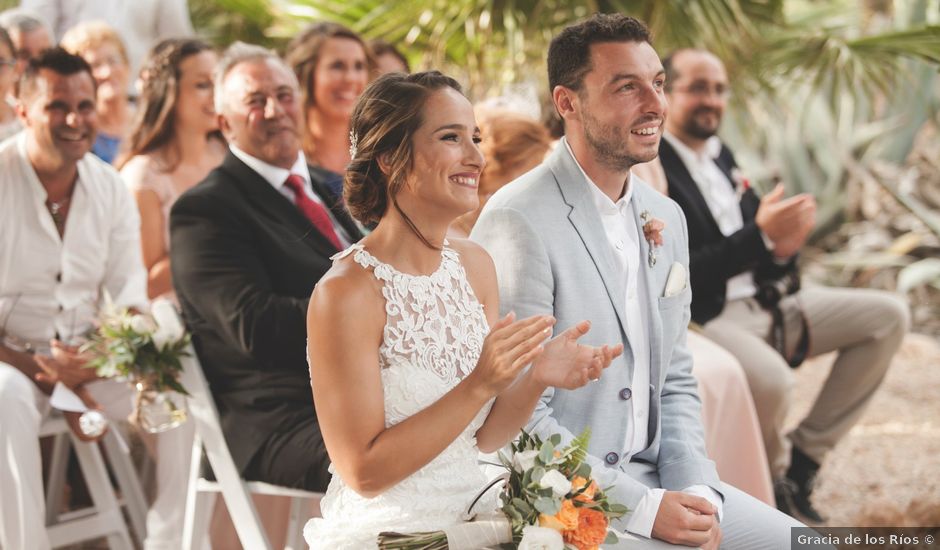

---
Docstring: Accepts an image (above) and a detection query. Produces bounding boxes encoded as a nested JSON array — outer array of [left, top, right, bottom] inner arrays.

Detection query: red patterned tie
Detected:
[[283, 174, 343, 249]]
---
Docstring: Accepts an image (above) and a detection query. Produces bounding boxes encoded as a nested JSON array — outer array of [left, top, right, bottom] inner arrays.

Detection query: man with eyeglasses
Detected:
[[0, 8, 52, 78], [658, 48, 909, 525]]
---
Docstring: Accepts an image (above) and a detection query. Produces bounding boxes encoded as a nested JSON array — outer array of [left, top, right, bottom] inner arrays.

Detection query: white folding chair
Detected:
[[41, 413, 148, 549], [179, 345, 323, 550]]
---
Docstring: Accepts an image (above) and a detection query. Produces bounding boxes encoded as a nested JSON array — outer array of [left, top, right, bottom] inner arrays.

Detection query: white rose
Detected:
[[518, 525, 564, 550], [151, 299, 185, 349], [538, 469, 571, 498], [513, 450, 540, 472], [129, 314, 154, 334]]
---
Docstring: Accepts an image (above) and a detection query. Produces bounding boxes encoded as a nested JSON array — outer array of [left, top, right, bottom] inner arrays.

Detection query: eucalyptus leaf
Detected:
[[533, 497, 560, 515], [538, 440, 554, 464]]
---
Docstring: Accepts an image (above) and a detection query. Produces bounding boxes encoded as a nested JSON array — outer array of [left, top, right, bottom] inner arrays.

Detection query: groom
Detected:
[[472, 14, 801, 549]]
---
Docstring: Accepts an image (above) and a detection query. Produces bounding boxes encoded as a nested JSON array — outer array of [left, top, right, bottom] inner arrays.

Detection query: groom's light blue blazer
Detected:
[[471, 139, 721, 517]]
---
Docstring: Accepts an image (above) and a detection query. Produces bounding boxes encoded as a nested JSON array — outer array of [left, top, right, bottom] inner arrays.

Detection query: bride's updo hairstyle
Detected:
[[345, 70, 463, 249]]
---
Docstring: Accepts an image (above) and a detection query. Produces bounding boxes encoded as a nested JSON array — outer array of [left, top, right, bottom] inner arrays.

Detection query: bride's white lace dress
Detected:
[[303, 243, 495, 549]]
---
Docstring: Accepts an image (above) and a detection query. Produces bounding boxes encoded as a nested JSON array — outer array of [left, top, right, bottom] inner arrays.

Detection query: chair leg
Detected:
[[102, 429, 148, 546], [182, 490, 216, 550], [284, 496, 306, 550], [44, 432, 71, 526], [69, 432, 134, 550], [216, 481, 272, 549], [183, 434, 207, 550]]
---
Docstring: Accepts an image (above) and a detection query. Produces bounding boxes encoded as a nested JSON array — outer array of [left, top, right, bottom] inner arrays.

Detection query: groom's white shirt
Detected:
[[566, 141, 722, 536]]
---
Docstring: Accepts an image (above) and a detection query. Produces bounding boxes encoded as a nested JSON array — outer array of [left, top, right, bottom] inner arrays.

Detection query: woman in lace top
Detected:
[[304, 71, 623, 546], [119, 39, 225, 299]]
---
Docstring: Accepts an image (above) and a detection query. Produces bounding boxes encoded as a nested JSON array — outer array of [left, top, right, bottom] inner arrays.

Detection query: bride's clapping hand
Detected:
[[468, 312, 556, 397], [532, 320, 623, 390]]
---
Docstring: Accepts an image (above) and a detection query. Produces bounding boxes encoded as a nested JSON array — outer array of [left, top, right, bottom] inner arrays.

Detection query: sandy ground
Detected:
[[787, 333, 940, 526]]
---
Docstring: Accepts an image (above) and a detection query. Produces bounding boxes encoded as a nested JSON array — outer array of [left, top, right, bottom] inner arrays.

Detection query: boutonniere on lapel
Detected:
[[731, 168, 750, 201], [640, 210, 665, 267]]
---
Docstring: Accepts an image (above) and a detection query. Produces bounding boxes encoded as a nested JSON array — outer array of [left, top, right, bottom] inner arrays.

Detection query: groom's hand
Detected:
[[652, 491, 721, 548], [532, 320, 623, 390]]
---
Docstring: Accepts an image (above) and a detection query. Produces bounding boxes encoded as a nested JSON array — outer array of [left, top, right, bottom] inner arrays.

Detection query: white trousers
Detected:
[[609, 461, 813, 550], [0, 362, 194, 550]]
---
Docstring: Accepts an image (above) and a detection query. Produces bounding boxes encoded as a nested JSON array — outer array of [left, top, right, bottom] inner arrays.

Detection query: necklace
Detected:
[[47, 196, 71, 227]]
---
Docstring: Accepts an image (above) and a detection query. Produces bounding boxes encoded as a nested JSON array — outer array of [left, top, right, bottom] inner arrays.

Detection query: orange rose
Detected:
[[570, 476, 598, 502], [563, 506, 608, 550], [538, 499, 579, 531]]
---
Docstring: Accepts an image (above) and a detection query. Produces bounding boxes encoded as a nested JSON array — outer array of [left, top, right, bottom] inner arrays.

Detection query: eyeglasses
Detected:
[[671, 82, 730, 99]]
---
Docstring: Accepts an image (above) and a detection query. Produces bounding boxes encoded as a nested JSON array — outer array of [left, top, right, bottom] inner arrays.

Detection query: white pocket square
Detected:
[[663, 262, 687, 297]]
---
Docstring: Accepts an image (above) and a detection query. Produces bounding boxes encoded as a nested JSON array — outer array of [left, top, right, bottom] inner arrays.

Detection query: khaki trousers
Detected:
[[701, 286, 909, 477]]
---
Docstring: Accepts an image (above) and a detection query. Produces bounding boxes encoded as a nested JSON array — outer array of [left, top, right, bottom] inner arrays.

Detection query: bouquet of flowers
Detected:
[[81, 298, 191, 433], [378, 429, 627, 550]]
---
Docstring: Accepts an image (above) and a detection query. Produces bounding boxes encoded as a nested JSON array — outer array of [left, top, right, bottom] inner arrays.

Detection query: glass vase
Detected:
[[133, 381, 188, 433]]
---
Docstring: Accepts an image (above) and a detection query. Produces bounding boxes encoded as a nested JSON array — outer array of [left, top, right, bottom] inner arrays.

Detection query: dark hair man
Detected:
[[474, 14, 805, 549], [0, 47, 147, 549]]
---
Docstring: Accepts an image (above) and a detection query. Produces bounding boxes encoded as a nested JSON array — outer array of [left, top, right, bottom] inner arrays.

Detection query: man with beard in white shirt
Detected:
[[0, 47, 147, 550]]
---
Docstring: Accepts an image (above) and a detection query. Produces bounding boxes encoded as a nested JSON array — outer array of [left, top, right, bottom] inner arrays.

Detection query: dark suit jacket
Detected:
[[659, 139, 796, 324], [169, 151, 362, 473]]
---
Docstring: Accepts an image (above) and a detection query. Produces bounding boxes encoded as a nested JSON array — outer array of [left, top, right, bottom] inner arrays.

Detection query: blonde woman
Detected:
[[61, 21, 133, 164], [450, 110, 552, 237]]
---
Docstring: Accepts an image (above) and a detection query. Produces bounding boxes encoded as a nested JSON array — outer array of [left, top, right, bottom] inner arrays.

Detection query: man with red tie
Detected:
[[170, 42, 361, 490]]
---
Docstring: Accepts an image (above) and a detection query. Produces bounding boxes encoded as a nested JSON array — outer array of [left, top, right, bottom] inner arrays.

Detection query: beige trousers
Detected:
[[701, 285, 909, 478]]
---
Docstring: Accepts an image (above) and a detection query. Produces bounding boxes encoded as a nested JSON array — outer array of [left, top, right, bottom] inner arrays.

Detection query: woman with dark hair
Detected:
[[285, 21, 373, 183], [0, 27, 21, 141], [450, 109, 552, 237], [303, 71, 622, 547], [117, 37, 225, 550], [369, 38, 409, 76], [120, 38, 225, 300]]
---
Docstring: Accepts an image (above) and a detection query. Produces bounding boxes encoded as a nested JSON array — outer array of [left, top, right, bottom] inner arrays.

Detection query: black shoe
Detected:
[[775, 446, 827, 525]]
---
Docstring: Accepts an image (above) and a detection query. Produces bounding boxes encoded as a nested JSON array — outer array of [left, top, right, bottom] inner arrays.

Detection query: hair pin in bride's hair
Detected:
[[349, 130, 358, 159]]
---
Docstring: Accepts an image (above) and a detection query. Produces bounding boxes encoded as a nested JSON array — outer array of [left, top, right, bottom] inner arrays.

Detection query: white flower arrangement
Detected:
[[82, 297, 190, 395]]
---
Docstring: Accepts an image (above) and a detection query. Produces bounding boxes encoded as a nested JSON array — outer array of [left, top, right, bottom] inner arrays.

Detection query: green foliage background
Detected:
[[3, 0, 938, 303]]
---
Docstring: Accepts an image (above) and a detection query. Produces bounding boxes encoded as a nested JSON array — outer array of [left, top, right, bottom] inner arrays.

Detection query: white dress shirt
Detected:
[[0, 134, 148, 350], [663, 132, 759, 301], [564, 141, 722, 537], [229, 145, 353, 247]]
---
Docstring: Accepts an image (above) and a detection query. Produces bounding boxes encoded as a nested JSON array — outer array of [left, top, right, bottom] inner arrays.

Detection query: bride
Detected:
[[303, 71, 622, 548]]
